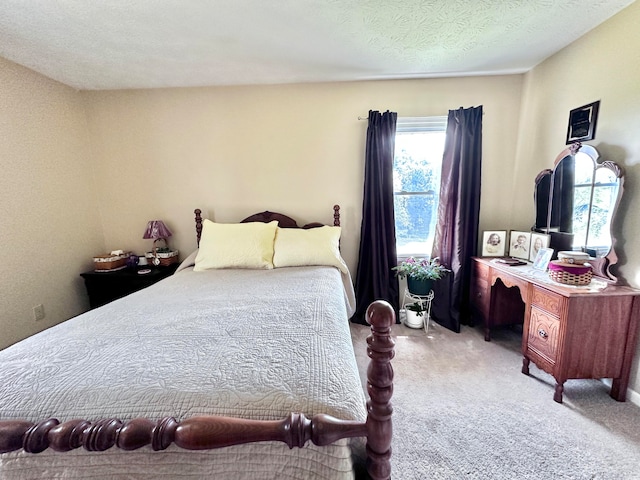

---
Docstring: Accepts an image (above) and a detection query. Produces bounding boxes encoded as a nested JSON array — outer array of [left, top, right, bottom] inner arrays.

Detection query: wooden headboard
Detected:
[[194, 205, 340, 247]]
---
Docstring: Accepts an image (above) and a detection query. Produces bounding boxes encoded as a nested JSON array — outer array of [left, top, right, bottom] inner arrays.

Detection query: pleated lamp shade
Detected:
[[142, 220, 172, 241]]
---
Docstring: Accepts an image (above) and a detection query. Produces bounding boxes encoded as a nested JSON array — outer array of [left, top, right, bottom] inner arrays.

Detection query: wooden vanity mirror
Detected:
[[533, 143, 624, 283]]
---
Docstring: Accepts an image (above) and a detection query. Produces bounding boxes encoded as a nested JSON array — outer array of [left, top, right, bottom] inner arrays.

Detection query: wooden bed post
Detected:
[[333, 205, 340, 227], [365, 300, 395, 480], [194, 209, 203, 246]]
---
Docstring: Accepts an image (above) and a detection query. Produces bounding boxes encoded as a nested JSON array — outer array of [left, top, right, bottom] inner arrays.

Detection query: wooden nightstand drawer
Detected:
[[528, 306, 560, 363], [80, 264, 179, 309], [531, 286, 562, 316]]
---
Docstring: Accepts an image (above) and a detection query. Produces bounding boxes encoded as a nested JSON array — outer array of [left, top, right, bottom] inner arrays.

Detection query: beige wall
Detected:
[[82, 76, 523, 273], [0, 57, 104, 348], [516, 0, 640, 401], [0, 54, 524, 349]]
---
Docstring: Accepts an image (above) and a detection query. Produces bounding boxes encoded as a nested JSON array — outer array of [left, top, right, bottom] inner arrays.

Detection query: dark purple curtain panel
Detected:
[[351, 110, 399, 325], [431, 106, 483, 332]]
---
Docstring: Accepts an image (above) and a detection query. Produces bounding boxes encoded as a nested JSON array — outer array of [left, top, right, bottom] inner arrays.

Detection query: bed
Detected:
[[0, 206, 395, 480]]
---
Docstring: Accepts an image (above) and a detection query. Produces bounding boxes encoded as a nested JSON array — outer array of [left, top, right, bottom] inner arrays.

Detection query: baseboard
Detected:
[[600, 379, 640, 407], [628, 388, 640, 407]]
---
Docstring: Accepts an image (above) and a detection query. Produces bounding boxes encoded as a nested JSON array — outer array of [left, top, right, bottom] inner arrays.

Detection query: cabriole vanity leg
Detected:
[[521, 356, 530, 376], [553, 382, 564, 403]]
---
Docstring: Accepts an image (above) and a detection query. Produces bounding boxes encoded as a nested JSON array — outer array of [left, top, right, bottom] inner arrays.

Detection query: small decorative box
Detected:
[[548, 260, 593, 285], [93, 251, 131, 271], [557, 251, 590, 264]]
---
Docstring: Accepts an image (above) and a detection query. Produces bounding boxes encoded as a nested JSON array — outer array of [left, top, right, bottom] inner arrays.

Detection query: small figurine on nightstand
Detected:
[[126, 254, 139, 268]]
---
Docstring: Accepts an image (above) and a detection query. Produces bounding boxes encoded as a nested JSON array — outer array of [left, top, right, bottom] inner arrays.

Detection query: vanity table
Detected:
[[471, 257, 640, 403], [472, 143, 640, 403]]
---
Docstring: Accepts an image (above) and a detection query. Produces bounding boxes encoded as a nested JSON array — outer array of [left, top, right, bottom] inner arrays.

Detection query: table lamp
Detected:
[[143, 220, 173, 266]]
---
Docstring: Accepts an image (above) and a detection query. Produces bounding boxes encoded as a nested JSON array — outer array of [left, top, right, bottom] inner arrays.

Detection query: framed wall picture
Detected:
[[566, 100, 600, 144], [509, 231, 531, 260], [533, 247, 554, 271], [481, 230, 506, 257], [529, 232, 551, 263]]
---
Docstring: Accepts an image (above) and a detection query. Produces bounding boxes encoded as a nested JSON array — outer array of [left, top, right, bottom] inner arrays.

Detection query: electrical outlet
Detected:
[[33, 304, 45, 321]]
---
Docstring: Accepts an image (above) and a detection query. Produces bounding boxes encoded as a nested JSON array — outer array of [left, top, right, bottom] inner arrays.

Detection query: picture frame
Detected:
[[566, 100, 600, 144], [529, 232, 551, 263], [533, 247, 554, 271], [508, 231, 531, 260], [481, 230, 506, 257]]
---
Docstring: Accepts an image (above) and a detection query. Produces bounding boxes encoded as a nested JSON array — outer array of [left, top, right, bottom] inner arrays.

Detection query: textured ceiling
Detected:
[[0, 0, 635, 90]]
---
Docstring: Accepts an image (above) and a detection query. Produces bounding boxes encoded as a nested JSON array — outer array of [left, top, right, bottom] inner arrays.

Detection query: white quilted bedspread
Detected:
[[0, 266, 367, 479]]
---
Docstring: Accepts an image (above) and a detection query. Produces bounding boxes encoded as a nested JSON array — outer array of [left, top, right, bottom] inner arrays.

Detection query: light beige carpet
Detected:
[[350, 319, 640, 479]]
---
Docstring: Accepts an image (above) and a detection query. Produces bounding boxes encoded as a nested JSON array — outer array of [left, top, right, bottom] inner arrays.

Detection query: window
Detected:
[[393, 116, 447, 258], [572, 157, 617, 254]]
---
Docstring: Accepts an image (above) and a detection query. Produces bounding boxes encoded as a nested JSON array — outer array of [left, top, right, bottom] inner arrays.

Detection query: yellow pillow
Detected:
[[273, 226, 348, 273], [194, 220, 278, 271]]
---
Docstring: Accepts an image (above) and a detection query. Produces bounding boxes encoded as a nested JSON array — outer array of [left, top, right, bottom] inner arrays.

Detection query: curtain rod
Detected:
[[358, 109, 484, 120]]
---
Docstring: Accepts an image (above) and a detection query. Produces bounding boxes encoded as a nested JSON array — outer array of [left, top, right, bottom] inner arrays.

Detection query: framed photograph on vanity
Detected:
[[481, 230, 506, 257], [533, 247, 554, 271], [529, 232, 551, 263], [508, 231, 531, 260], [566, 100, 600, 144]]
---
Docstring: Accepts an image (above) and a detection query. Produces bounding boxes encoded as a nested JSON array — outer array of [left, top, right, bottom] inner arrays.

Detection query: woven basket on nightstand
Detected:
[[145, 250, 179, 267], [93, 252, 131, 271]]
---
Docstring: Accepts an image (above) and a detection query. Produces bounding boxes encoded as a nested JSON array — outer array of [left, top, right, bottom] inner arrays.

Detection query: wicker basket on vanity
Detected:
[[548, 260, 593, 285]]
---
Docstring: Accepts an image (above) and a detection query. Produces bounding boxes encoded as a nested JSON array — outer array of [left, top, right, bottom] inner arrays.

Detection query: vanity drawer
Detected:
[[470, 262, 491, 318], [531, 286, 563, 316], [527, 306, 560, 363], [473, 261, 490, 281], [470, 278, 490, 313]]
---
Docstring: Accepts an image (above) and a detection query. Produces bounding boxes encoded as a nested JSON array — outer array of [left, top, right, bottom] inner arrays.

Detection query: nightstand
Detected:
[[80, 264, 179, 309]]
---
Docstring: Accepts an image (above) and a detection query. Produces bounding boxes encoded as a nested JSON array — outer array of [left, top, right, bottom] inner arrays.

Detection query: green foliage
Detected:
[[406, 302, 427, 316], [392, 257, 450, 281], [393, 145, 439, 244]]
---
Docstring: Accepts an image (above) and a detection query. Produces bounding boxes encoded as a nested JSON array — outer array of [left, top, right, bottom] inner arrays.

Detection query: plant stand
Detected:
[[401, 288, 434, 333]]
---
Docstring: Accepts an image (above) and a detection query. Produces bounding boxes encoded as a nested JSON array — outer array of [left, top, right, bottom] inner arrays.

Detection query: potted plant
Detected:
[[392, 256, 451, 295], [404, 300, 429, 328]]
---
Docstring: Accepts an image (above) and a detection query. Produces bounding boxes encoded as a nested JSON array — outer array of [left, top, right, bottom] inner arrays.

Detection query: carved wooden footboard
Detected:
[[0, 301, 395, 479]]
